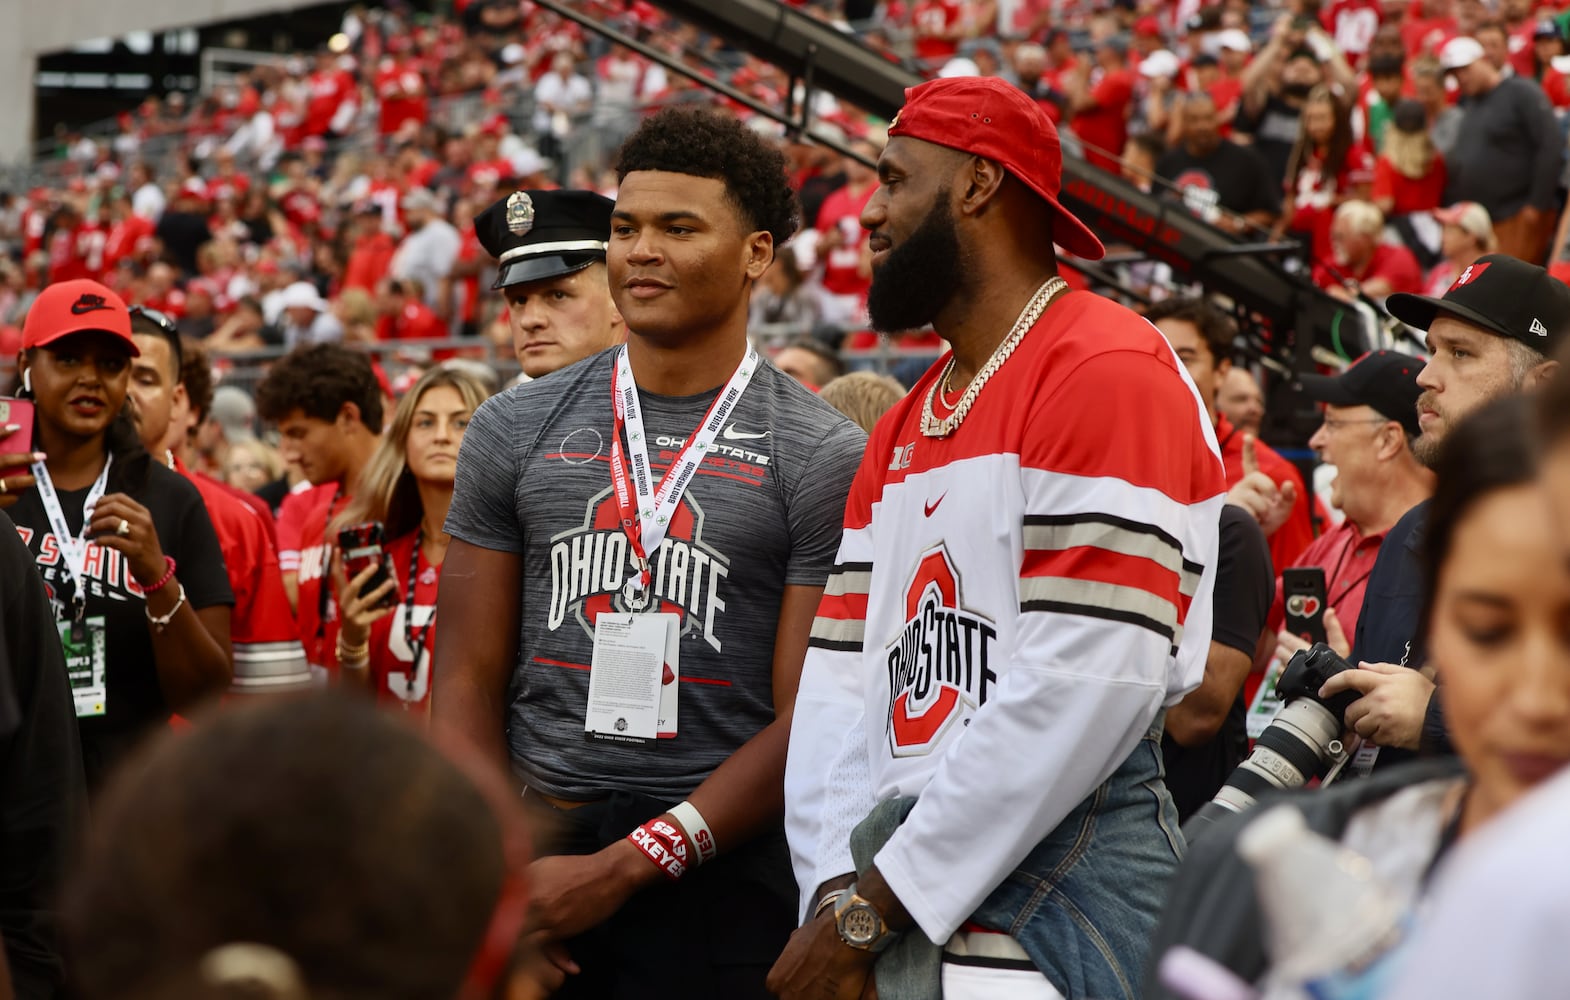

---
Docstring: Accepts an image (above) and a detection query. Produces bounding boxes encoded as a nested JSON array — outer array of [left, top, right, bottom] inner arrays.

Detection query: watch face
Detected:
[[841, 903, 882, 945]]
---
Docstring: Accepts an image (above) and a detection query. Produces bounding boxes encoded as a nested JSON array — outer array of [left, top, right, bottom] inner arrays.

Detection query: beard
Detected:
[[865, 192, 965, 334], [1413, 390, 1446, 466]]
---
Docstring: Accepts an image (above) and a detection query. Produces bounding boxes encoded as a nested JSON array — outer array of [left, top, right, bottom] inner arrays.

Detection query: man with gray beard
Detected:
[[1327, 254, 1569, 775]]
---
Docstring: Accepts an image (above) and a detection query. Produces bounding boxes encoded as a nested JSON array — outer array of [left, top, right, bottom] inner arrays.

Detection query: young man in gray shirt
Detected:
[[434, 108, 865, 998]]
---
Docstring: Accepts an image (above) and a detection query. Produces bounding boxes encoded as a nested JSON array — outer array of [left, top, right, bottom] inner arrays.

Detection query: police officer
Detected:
[[475, 189, 626, 379]]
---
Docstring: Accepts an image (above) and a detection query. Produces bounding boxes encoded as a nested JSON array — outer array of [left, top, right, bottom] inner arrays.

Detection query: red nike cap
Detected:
[[22, 279, 139, 355], [887, 76, 1105, 261]]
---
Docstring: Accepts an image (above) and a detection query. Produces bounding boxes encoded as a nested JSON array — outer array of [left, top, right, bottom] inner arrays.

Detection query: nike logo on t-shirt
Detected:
[[722, 425, 770, 441], [924, 493, 946, 517]]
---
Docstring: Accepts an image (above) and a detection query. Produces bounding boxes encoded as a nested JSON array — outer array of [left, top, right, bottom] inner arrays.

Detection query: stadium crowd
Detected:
[[5, 0, 1570, 999]]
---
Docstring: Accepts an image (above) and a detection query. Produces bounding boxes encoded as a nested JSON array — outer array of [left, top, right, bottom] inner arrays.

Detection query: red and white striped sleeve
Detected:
[[784, 439, 883, 921], [873, 348, 1225, 944]]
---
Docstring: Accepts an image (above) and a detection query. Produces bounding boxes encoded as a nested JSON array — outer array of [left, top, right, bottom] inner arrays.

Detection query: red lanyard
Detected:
[[607, 344, 759, 608]]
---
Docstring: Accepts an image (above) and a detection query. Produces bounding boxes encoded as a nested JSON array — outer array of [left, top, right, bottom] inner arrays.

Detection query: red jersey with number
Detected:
[[1321, 0, 1383, 65], [366, 530, 439, 711]]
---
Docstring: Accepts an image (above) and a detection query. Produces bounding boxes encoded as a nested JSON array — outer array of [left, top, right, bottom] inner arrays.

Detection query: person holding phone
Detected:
[[332, 366, 493, 712], [1269, 351, 1431, 666], [6, 279, 232, 786]]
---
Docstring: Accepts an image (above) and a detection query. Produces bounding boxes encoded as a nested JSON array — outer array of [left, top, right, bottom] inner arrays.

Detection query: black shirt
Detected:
[[0, 508, 86, 997], [1157, 140, 1282, 222], [9, 459, 233, 787], [1233, 94, 1302, 191], [1163, 505, 1274, 821]]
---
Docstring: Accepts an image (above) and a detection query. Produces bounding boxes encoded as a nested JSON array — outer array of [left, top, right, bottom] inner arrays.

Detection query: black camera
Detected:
[[1183, 644, 1359, 840]]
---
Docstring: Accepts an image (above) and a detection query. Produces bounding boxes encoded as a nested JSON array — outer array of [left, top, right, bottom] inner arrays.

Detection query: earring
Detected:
[[21, 369, 30, 395]]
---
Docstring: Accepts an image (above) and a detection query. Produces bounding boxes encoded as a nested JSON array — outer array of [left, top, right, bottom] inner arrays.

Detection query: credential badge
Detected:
[[506, 191, 536, 236]]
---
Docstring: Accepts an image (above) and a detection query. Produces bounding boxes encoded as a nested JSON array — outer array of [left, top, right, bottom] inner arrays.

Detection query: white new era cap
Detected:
[[1440, 36, 1485, 71]]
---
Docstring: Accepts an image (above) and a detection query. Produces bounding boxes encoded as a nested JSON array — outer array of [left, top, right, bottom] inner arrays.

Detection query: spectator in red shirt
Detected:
[[126, 312, 310, 696], [304, 49, 359, 138], [254, 345, 384, 674], [1066, 36, 1138, 174], [1146, 296, 1317, 570], [375, 278, 449, 341], [330, 366, 494, 711], [375, 55, 429, 136], [1319, 199, 1424, 299], [912, 0, 971, 68], [1372, 100, 1447, 216], [1279, 85, 1374, 267], [1269, 351, 1432, 664], [809, 137, 880, 333], [1323, 0, 1386, 67], [1403, 0, 1459, 56], [204, 149, 251, 205], [1424, 201, 1498, 296], [103, 192, 154, 271], [342, 206, 397, 293]]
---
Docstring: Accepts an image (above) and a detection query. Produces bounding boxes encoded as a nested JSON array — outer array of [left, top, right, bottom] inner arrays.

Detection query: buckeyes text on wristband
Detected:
[[628, 823, 686, 880]]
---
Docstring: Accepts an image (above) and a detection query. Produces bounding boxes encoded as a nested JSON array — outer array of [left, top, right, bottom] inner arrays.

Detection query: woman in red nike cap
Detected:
[[7, 278, 233, 788]]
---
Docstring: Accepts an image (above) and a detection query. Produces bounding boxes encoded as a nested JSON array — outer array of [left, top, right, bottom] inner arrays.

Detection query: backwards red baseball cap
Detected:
[[22, 279, 139, 355], [887, 76, 1105, 260]]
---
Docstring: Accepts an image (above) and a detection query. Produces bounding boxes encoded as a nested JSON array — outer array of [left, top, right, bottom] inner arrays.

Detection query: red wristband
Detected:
[[142, 555, 178, 594], [628, 819, 688, 881]]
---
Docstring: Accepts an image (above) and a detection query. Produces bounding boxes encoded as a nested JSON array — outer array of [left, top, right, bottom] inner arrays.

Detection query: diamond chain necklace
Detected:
[[920, 276, 1070, 438]]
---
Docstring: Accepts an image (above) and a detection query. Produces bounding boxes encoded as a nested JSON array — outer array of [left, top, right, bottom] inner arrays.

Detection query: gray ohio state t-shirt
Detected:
[[446, 347, 866, 800]]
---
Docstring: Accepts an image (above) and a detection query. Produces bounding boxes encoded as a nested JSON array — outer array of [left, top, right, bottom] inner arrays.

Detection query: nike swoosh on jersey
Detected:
[[924, 493, 946, 517], [722, 425, 770, 440]]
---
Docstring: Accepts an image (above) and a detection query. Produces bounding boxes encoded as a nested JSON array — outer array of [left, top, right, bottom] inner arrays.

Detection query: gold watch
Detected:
[[833, 883, 898, 953]]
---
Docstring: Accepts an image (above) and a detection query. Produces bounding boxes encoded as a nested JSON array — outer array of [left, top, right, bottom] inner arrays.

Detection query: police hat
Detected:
[[476, 189, 614, 290]]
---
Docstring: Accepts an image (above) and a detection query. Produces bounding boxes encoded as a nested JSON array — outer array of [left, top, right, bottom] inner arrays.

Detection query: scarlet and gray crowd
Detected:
[[4, 2, 1570, 1000]]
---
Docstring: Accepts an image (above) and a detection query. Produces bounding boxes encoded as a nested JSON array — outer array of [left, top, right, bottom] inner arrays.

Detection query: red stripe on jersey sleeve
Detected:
[[1021, 545, 1188, 617], [815, 591, 870, 623]]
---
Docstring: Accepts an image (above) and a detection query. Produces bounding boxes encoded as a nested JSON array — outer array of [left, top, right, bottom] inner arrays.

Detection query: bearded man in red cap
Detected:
[[771, 77, 1227, 1000]]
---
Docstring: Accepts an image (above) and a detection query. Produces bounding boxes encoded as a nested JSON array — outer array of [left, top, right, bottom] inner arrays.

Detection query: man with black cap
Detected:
[[1320, 254, 1567, 773], [773, 76, 1225, 1000], [473, 188, 625, 378], [1270, 350, 1432, 663]]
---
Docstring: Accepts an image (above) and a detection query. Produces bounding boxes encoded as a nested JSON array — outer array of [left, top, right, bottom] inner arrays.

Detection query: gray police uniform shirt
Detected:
[[447, 347, 867, 800]]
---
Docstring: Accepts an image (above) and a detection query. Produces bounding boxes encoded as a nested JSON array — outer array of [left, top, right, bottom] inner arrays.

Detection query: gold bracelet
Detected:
[[814, 889, 849, 920]]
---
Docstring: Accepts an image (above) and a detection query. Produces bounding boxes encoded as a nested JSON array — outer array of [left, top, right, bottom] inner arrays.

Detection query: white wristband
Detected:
[[669, 800, 717, 864]]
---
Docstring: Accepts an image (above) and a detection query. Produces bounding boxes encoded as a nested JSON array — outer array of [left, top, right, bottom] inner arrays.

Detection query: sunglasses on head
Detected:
[[128, 305, 177, 335]]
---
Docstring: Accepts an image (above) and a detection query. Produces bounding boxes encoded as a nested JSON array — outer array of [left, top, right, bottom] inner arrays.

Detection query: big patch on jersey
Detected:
[[885, 544, 999, 757]]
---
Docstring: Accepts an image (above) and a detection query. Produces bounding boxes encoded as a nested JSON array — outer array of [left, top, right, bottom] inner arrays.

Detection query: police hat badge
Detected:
[[505, 191, 536, 236]]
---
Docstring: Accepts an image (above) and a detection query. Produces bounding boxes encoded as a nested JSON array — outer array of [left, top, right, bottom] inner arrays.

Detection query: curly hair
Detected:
[[616, 107, 799, 246], [1142, 295, 1237, 365], [253, 343, 384, 433], [180, 337, 214, 426]]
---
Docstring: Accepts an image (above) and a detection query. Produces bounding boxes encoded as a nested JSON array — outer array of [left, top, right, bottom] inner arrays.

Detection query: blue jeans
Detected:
[[853, 717, 1183, 1000]]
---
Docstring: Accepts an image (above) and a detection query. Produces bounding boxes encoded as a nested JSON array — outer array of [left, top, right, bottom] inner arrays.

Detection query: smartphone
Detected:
[[1283, 567, 1328, 646], [337, 521, 398, 610], [0, 397, 35, 480]]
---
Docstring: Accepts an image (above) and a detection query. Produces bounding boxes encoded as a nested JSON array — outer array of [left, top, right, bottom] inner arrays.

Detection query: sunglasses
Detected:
[[128, 304, 178, 335]]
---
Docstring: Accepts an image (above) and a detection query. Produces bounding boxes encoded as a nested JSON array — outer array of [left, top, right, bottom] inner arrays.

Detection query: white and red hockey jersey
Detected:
[[784, 290, 1225, 940]]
